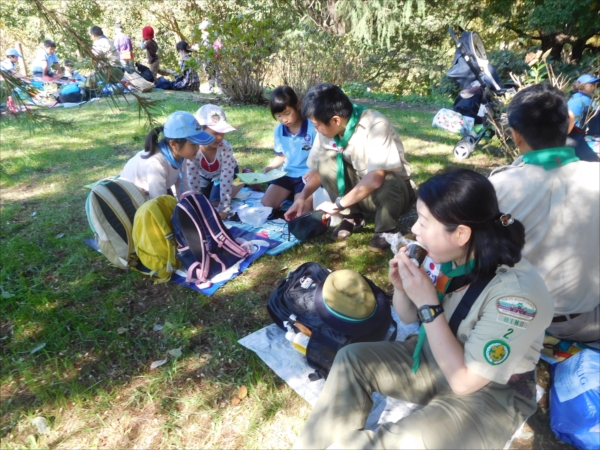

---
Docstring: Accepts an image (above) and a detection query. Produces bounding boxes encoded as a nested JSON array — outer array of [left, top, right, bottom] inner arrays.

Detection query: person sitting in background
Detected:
[[90, 26, 119, 65], [172, 41, 200, 92], [568, 74, 599, 136], [186, 104, 244, 219], [294, 169, 553, 449], [113, 23, 134, 72], [31, 40, 61, 77], [120, 111, 214, 199], [284, 83, 415, 253], [141, 26, 171, 82], [261, 86, 315, 215], [490, 83, 599, 346], [566, 110, 599, 162], [1, 48, 25, 78]]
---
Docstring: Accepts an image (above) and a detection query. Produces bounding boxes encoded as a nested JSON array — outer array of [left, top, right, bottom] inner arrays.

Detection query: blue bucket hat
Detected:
[[577, 74, 600, 84], [164, 111, 215, 145]]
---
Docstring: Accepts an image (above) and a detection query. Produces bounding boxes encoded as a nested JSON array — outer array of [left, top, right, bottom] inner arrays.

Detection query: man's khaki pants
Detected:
[[293, 337, 537, 449], [316, 150, 415, 233], [547, 304, 600, 345]]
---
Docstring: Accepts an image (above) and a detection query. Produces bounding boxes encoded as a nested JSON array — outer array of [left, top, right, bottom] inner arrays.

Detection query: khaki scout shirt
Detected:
[[307, 110, 412, 179], [490, 158, 600, 316], [430, 260, 554, 384]]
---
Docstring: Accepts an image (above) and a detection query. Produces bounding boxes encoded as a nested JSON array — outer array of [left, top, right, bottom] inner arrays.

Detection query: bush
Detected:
[[192, 13, 282, 104], [487, 50, 529, 82], [268, 29, 360, 102]]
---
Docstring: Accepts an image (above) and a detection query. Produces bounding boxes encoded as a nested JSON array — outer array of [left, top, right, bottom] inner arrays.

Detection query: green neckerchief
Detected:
[[333, 104, 365, 196], [411, 259, 476, 373], [522, 147, 579, 170]]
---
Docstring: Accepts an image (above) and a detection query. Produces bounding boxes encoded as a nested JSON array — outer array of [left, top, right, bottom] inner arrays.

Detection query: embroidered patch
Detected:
[[484, 340, 510, 365], [210, 112, 221, 123], [496, 297, 536, 322], [304, 134, 312, 142], [302, 144, 311, 151], [496, 314, 528, 329]]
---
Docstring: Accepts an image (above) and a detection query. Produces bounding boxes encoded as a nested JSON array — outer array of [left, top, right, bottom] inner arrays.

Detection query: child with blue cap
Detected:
[[1, 48, 23, 76], [121, 111, 214, 199], [568, 74, 599, 130]]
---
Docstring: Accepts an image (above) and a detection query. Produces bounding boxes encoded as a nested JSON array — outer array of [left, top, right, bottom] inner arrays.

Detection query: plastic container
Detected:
[[237, 205, 272, 227]]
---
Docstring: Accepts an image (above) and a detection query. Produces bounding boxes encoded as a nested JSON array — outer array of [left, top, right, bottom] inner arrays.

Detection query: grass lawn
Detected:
[[0, 91, 569, 449]]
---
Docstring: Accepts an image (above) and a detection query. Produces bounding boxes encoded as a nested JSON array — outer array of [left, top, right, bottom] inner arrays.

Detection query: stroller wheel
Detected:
[[453, 136, 476, 159]]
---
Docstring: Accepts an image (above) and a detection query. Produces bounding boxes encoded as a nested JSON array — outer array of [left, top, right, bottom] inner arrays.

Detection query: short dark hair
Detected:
[[417, 169, 525, 280], [269, 86, 299, 118], [43, 40, 56, 48], [176, 41, 191, 52], [90, 26, 103, 37], [301, 83, 353, 125], [507, 83, 569, 150]]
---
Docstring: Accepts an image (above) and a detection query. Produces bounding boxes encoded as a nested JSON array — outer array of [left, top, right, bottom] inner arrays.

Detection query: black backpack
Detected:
[[267, 262, 397, 380], [135, 62, 155, 82]]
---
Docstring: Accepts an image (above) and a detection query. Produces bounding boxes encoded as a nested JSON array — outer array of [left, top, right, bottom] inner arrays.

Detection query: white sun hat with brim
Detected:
[[195, 104, 237, 133]]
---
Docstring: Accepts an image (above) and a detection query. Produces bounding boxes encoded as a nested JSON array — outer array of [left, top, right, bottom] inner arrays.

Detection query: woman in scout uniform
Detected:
[[293, 169, 554, 450]]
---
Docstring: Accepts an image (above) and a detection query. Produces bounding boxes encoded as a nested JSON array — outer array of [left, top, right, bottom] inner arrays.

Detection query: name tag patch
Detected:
[[496, 314, 528, 329]]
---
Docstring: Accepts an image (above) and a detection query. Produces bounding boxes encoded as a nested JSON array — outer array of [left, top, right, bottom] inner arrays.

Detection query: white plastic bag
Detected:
[[238, 205, 272, 227]]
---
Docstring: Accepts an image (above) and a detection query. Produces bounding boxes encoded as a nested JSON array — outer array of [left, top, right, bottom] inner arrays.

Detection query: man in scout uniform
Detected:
[[490, 83, 600, 345], [284, 83, 415, 252]]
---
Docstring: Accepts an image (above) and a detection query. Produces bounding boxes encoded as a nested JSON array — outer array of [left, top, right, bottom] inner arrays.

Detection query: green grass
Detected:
[[0, 91, 519, 448]]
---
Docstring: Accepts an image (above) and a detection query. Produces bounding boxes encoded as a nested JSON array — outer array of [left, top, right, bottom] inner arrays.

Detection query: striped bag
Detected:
[[85, 178, 147, 269]]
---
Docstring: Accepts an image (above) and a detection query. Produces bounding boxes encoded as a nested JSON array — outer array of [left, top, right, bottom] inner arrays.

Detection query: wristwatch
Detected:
[[335, 196, 344, 210], [417, 304, 444, 323]]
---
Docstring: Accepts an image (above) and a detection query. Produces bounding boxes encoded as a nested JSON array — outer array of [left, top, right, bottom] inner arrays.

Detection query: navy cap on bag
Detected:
[[164, 111, 215, 145]]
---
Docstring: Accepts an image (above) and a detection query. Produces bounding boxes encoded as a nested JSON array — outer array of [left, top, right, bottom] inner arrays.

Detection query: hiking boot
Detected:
[[330, 214, 365, 241], [368, 228, 399, 253]]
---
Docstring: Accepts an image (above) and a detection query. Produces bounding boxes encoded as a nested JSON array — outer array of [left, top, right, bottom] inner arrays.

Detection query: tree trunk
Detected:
[[571, 36, 592, 64]]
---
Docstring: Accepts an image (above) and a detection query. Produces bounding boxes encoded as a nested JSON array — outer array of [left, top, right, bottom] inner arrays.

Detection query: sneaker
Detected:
[[368, 228, 399, 253], [330, 214, 365, 241]]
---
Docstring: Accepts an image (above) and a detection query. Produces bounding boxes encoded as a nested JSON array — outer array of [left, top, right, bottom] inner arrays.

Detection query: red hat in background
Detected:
[[142, 26, 154, 39]]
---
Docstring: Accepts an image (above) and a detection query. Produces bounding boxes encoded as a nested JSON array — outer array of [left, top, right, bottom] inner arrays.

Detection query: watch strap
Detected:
[[418, 304, 444, 323], [335, 196, 344, 210]]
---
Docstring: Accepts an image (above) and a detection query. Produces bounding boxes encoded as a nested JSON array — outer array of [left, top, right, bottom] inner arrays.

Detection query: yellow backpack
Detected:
[[132, 195, 180, 283]]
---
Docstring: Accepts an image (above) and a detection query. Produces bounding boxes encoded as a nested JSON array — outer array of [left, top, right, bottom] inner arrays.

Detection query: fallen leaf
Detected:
[[54, 233, 65, 239], [237, 385, 248, 399], [117, 327, 127, 334], [150, 359, 168, 369], [1, 292, 15, 299], [153, 324, 163, 331], [164, 321, 173, 328], [168, 348, 182, 357], [31, 417, 49, 434], [30, 343, 46, 354], [231, 397, 241, 406], [279, 266, 288, 272], [31, 212, 37, 217]]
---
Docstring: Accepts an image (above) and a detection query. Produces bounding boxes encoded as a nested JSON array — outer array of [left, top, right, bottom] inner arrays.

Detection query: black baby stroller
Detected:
[[446, 28, 511, 159]]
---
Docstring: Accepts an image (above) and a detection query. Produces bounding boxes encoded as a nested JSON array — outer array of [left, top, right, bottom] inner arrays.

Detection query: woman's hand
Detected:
[[261, 165, 274, 174], [218, 211, 228, 220], [395, 250, 438, 308], [388, 253, 406, 292]]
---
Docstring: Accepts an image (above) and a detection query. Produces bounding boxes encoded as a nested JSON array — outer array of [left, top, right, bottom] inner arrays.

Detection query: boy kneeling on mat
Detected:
[[284, 83, 415, 252]]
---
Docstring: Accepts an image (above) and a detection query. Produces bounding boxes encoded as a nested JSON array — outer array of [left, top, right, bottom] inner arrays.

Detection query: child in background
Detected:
[[120, 111, 214, 199], [186, 104, 243, 219], [141, 26, 171, 82], [261, 86, 315, 214], [567, 74, 599, 129]]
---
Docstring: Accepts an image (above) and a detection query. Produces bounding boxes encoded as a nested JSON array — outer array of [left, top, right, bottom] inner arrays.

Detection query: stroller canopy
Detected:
[[447, 30, 502, 92]]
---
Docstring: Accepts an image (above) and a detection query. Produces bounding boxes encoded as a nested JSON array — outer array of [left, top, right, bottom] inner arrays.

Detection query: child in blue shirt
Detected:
[[567, 74, 598, 130], [261, 86, 316, 214]]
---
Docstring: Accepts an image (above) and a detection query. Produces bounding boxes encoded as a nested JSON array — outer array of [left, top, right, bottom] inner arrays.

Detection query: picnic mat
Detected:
[[225, 189, 300, 255], [84, 226, 280, 296], [239, 309, 544, 447]]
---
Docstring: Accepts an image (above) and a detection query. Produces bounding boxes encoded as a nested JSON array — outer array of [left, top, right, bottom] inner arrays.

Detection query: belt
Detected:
[[552, 313, 581, 323], [508, 369, 535, 400]]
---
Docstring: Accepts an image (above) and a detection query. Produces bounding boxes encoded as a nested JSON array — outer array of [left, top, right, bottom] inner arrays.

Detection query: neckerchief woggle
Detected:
[[333, 104, 365, 196], [411, 259, 476, 373], [159, 140, 184, 193]]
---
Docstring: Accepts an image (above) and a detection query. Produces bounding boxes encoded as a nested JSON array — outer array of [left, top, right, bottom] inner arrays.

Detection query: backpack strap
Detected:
[[175, 199, 211, 284], [192, 194, 248, 258], [447, 273, 495, 336]]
